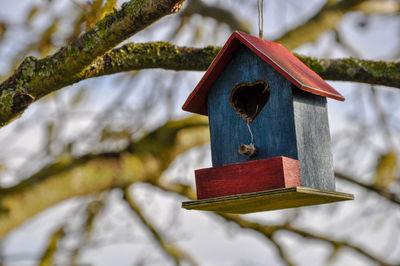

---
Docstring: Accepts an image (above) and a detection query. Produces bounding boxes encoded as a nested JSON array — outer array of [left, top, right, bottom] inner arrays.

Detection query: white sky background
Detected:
[[0, 0, 400, 265]]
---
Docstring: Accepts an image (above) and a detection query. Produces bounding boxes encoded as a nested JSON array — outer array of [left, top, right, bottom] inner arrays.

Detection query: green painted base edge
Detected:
[[181, 187, 354, 214]]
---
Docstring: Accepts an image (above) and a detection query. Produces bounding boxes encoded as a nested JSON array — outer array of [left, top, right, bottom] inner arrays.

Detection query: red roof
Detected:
[[182, 31, 344, 115]]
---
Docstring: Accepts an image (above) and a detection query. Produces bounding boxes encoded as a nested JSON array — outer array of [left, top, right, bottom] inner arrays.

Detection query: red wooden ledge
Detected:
[[195, 156, 301, 199]]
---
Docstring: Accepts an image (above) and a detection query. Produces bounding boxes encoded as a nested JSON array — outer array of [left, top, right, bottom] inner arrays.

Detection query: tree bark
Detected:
[[2, 40, 399, 129], [0, 0, 185, 127], [82, 42, 400, 89]]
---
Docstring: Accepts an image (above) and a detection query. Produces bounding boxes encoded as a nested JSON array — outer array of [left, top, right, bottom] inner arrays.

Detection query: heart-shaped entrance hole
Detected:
[[229, 80, 270, 123]]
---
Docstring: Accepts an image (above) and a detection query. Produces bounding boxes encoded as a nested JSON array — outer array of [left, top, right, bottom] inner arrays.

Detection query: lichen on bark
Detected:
[[81, 42, 400, 90], [295, 54, 400, 88], [0, 0, 185, 127]]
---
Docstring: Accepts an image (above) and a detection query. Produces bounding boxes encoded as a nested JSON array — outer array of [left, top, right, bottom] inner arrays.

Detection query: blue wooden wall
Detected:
[[207, 46, 298, 167], [207, 45, 335, 191], [292, 89, 335, 190]]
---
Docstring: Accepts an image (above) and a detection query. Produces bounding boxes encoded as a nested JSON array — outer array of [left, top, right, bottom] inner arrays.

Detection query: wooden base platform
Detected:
[[182, 187, 354, 214]]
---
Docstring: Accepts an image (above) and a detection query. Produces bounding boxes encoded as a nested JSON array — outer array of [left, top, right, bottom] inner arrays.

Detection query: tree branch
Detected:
[[274, 0, 399, 49], [152, 181, 397, 266], [179, 0, 249, 32], [268, 236, 295, 266], [356, 0, 399, 14], [274, 0, 367, 50], [335, 172, 400, 206], [0, 0, 185, 127], [283, 223, 392, 266], [0, 116, 208, 238], [38, 226, 65, 266], [70, 197, 106, 265], [79, 42, 219, 77], [123, 187, 197, 266], [2, 32, 400, 128], [0, 0, 398, 129], [295, 54, 400, 88], [81, 42, 400, 89]]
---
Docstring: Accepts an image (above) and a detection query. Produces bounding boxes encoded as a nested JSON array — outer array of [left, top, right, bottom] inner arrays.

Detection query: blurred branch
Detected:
[[333, 29, 362, 57], [356, 0, 399, 14], [38, 226, 65, 266], [335, 172, 400, 205], [0, 116, 209, 238], [276, 0, 399, 49], [123, 187, 197, 266], [274, 0, 367, 50], [70, 197, 106, 265], [268, 236, 295, 266], [283, 222, 392, 266], [80, 42, 400, 89], [179, 0, 249, 32], [370, 86, 394, 148], [152, 181, 397, 266], [221, 215, 394, 266], [0, 0, 185, 127], [0, 153, 119, 196]]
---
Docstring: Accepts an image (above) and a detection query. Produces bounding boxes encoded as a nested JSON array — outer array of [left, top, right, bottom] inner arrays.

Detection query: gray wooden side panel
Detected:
[[292, 88, 335, 191], [208, 46, 298, 167]]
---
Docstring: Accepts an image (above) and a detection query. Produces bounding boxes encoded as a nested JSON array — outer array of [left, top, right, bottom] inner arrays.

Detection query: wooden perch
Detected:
[[238, 143, 257, 157]]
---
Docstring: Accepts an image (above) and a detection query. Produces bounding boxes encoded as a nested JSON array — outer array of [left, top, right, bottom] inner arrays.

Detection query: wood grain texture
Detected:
[[292, 88, 335, 191], [195, 157, 300, 199], [182, 187, 354, 214], [282, 157, 302, 188], [208, 46, 298, 167]]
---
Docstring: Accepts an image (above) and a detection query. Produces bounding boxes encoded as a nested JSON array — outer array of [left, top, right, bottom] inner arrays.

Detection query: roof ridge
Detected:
[[182, 31, 344, 115]]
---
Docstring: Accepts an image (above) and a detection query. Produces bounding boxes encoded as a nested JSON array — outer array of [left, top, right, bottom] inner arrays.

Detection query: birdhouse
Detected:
[[181, 31, 353, 214]]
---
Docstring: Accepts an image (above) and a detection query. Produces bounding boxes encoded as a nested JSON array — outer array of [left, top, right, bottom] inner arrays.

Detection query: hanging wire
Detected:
[[247, 122, 254, 145], [257, 0, 264, 39]]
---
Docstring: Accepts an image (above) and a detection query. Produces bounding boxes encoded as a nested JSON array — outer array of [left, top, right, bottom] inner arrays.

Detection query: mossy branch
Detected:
[[79, 42, 220, 77], [295, 54, 400, 89], [0, 0, 185, 127], [0, 0, 398, 128], [1, 38, 399, 128], [81, 42, 400, 90]]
